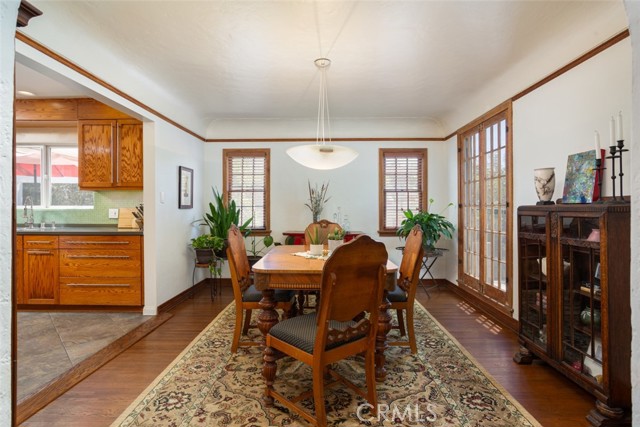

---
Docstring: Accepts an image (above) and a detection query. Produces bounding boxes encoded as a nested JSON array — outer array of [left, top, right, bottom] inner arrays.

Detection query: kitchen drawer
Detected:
[[59, 249, 141, 277], [23, 235, 58, 249], [59, 235, 141, 250], [60, 277, 141, 305]]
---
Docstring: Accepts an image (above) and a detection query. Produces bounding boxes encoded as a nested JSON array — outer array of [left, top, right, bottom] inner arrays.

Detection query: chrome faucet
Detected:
[[23, 196, 34, 228]]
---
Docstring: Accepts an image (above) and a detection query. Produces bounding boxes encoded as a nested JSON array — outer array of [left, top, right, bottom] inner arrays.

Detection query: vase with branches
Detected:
[[305, 180, 330, 222]]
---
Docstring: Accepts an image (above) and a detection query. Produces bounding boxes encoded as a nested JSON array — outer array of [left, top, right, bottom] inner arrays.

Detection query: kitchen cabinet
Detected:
[[78, 119, 143, 190], [20, 235, 59, 305], [17, 232, 143, 308], [58, 235, 142, 306], [514, 204, 630, 426]]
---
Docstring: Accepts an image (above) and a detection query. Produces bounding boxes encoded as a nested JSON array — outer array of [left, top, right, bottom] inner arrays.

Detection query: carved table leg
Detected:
[[258, 289, 279, 341], [375, 290, 392, 382], [586, 400, 630, 427]]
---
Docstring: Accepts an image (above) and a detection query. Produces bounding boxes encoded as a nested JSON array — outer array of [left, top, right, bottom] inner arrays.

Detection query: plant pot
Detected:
[[215, 239, 229, 259], [194, 248, 215, 264], [247, 255, 262, 268], [309, 244, 323, 256], [327, 239, 343, 252]]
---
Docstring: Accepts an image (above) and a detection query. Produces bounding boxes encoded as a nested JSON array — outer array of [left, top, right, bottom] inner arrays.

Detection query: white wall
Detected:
[[624, 1, 639, 424], [511, 38, 631, 317], [0, 2, 17, 424], [203, 139, 454, 276], [1, 3, 19, 425], [146, 120, 205, 309]]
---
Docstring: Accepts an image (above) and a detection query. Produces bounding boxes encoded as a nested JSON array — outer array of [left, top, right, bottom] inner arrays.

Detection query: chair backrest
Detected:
[[314, 235, 387, 351], [227, 224, 251, 300], [304, 220, 343, 249], [398, 225, 425, 299]]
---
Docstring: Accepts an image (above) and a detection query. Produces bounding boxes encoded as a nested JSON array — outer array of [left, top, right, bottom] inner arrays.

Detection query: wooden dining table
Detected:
[[252, 244, 398, 382]]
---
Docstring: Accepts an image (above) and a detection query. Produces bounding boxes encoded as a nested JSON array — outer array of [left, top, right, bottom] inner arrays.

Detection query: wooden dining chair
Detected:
[[263, 235, 387, 426], [387, 224, 424, 354], [226, 225, 296, 353], [298, 220, 343, 312], [303, 219, 343, 250]]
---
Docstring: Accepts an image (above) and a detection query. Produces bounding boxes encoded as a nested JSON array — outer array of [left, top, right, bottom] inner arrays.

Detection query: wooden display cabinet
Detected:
[[514, 204, 630, 426]]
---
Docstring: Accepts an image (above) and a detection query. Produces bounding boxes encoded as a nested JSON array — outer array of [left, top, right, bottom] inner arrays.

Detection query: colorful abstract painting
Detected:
[[562, 150, 597, 203]]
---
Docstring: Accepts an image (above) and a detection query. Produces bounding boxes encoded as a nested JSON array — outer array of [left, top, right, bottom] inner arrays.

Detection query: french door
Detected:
[[458, 104, 512, 309]]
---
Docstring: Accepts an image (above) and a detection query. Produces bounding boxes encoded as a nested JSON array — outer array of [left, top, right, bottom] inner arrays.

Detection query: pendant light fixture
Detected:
[[287, 58, 359, 170]]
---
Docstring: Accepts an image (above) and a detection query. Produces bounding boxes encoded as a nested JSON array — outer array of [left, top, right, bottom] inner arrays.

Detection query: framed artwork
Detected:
[[562, 150, 597, 203], [178, 166, 193, 209]]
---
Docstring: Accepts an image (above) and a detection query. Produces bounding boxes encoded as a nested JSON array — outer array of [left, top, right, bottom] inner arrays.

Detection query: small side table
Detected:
[[192, 258, 222, 300]]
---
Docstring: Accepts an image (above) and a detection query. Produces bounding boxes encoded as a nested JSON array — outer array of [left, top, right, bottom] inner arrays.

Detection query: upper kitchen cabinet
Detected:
[[15, 98, 143, 190], [78, 119, 143, 189]]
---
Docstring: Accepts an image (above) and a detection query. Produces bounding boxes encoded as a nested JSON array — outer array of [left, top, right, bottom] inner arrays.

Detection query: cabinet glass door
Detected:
[[559, 214, 603, 388], [518, 213, 548, 350]]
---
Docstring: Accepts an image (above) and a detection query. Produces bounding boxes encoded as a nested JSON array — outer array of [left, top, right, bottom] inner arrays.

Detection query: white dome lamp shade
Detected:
[[286, 58, 358, 170]]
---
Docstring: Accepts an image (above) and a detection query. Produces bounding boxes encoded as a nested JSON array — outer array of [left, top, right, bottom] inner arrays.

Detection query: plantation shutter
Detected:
[[224, 149, 269, 231], [379, 149, 428, 233]]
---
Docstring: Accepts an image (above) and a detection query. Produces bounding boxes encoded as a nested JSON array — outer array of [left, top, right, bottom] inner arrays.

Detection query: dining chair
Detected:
[[387, 224, 424, 354], [263, 235, 387, 426], [303, 219, 343, 250], [227, 224, 296, 353], [300, 220, 343, 312]]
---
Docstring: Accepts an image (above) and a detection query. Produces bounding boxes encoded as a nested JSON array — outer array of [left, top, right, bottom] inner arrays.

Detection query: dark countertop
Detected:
[[16, 224, 143, 236]]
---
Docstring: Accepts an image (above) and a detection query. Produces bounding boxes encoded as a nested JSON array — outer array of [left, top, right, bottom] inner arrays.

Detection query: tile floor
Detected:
[[17, 312, 150, 402]]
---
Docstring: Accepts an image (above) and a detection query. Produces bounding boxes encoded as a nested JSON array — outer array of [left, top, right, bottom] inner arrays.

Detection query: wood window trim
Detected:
[[457, 101, 514, 314], [378, 148, 428, 236], [222, 148, 270, 236]]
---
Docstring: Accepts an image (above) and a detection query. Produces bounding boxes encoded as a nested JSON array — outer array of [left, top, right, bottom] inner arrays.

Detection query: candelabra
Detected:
[[604, 140, 629, 203], [594, 158, 604, 204]]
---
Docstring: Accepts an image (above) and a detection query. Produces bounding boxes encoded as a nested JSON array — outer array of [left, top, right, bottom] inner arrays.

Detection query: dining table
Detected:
[[252, 244, 399, 382]]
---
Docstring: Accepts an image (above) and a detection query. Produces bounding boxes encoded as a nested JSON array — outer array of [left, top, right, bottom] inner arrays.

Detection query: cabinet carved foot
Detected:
[[513, 346, 534, 364], [586, 400, 630, 427]]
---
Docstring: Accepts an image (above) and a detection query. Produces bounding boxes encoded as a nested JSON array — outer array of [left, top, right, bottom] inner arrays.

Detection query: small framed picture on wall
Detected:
[[179, 166, 193, 209]]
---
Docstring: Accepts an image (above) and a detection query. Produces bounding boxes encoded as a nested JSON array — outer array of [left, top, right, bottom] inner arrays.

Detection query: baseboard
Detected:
[[439, 280, 518, 332], [16, 312, 172, 424], [158, 278, 231, 313]]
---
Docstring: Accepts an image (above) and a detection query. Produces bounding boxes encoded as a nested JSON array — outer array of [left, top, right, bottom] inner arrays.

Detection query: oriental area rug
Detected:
[[111, 301, 541, 427]]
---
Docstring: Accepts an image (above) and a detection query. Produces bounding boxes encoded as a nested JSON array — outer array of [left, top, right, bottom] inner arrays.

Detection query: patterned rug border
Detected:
[[111, 300, 542, 427], [414, 305, 543, 427]]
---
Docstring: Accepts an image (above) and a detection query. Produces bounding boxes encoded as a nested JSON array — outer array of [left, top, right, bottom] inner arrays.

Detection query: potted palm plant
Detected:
[[201, 188, 253, 257], [397, 199, 455, 252]]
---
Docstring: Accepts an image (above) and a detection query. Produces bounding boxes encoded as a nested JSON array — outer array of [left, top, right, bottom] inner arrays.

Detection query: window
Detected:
[[16, 144, 94, 208], [378, 148, 428, 235], [223, 149, 270, 233], [458, 102, 512, 310]]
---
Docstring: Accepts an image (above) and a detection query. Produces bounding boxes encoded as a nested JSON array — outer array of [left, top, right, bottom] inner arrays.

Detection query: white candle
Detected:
[[594, 131, 601, 159], [609, 116, 616, 146], [617, 110, 623, 141]]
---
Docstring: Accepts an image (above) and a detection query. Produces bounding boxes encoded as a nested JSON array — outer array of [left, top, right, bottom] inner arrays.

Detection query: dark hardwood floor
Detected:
[[20, 283, 594, 427]]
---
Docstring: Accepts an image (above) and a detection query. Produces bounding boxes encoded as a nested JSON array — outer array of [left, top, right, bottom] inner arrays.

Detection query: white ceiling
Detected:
[[16, 1, 629, 137]]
